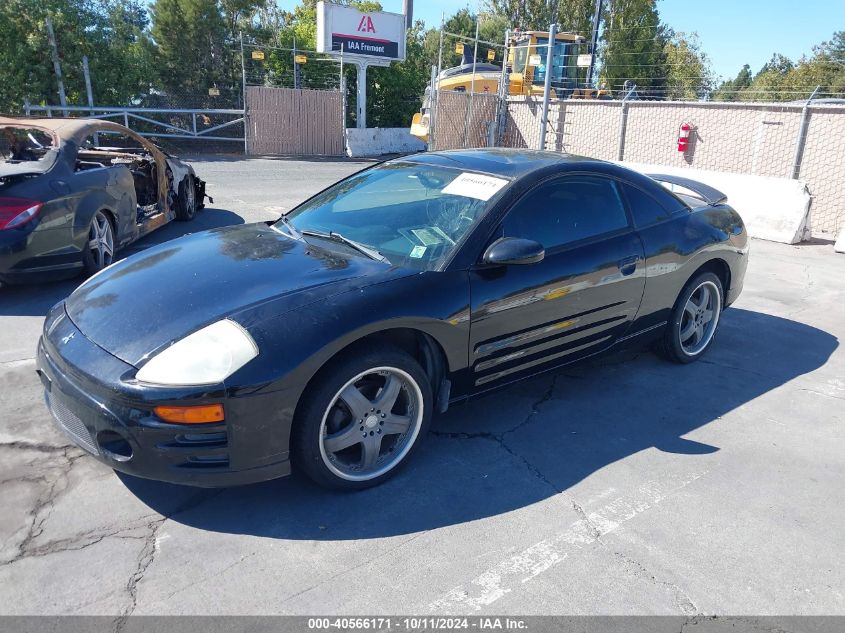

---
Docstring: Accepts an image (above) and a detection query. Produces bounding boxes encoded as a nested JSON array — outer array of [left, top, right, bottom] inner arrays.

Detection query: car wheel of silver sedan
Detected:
[[83, 210, 115, 274], [294, 344, 433, 490], [175, 175, 197, 221]]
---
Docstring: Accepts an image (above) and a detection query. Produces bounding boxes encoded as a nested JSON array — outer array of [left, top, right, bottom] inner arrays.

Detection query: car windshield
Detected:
[[282, 162, 510, 270]]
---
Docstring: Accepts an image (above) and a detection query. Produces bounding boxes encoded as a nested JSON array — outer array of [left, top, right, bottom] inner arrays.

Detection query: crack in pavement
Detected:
[[114, 517, 167, 631], [612, 551, 698, 616], [114, 489, 227, 628], [569, 500, 603, 541], [797, 387, 845, 402], [1, 446, 86, 567], [11, 521, 157, 563], [431, 374, 563, 494], [0, 440, 74, 454], [278, 531, 428, 608], [162, 552, 255, 602]]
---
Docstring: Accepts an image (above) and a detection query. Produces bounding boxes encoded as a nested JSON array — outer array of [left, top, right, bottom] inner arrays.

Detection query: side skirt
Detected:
[[454, 321, 668, 404]]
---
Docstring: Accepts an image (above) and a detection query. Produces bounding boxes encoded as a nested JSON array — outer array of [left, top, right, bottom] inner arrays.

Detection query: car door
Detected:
[[468, 174, 646, 389], [73, 127, 140, 243]]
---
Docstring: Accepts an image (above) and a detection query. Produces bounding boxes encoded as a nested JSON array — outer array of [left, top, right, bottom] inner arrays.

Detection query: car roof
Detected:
[[0, 116, 131, 144], [400, 148, 604, 178]]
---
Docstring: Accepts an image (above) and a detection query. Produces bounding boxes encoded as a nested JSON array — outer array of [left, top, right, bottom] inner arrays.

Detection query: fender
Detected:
[[232, 269, 472, 399]]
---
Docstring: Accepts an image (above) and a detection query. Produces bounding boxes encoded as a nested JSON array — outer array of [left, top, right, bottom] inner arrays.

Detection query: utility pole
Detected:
[[463, 16, 481, 148], [537, 22, 557, 150], [403, 0, 413, 28], [82, 56, 94, 114], [293, 36, 301, 90], [240, 31, 248, 154], [45, 17, 68, 116], [587, 0, 603, 88]]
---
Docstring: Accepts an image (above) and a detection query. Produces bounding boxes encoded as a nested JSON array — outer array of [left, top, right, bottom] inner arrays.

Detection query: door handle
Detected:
[[617, 255, 640, 276]]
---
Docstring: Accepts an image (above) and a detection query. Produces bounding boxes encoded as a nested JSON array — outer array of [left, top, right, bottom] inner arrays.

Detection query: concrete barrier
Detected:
[[345, 128, 425, 158], [617, 162, 812, 244]]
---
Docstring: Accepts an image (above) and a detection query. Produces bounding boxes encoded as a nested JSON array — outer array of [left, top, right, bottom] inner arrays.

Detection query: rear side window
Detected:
[[1, 126, 56, 164], [503, 175, 629, 250], [621, 182, 675, 227]]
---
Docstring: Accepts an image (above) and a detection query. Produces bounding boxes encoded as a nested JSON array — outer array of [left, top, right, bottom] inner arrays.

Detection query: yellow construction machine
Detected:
[[411, 30, 609, 142]]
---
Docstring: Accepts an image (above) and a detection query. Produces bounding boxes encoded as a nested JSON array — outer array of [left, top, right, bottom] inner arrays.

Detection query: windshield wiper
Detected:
[[276, 214, 303, 240], [300, 230, 390, 264]]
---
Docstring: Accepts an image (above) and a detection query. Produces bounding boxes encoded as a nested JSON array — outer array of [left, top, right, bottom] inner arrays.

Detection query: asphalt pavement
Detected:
[[1, 156, 843, 616]]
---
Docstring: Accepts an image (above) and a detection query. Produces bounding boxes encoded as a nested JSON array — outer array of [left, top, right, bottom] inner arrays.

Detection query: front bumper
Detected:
[[36, 306, 291, 487]]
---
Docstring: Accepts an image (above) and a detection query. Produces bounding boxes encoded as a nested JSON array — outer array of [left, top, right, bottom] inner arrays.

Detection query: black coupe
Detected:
[[1, 117, 207, 283], [36, 149, 748, 489]]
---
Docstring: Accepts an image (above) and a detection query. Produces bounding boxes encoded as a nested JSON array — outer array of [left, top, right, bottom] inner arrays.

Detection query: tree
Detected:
[[712, 63, 751, 101], [148, 0, 231, 104], [485, 0, 597, 35], [0, 0, 154, 113], [662, 31, 714, 100], [599, 0, 668, 98], [739, 54, 795, 102], [92, 0, 154, 104]]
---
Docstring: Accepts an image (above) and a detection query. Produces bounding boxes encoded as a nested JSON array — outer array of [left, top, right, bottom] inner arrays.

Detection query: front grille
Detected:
[[46, 391, 99, 455]]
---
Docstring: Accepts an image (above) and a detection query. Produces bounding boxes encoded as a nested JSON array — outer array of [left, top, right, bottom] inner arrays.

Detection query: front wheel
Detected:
[[174, 176, 197, 221], [293, 345, 433, 490], [658, 272, 723, 364]]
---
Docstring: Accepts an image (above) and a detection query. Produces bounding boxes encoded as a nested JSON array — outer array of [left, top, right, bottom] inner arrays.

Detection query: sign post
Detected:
[[316, 1, 406, 129]]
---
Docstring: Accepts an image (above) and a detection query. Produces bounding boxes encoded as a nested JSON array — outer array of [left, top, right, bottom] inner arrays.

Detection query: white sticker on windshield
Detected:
[[410, 245, 427, 258], [442, 172, 509, 201]]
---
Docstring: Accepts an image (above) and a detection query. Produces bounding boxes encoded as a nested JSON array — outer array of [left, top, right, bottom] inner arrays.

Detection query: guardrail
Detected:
[[23, 104, 245, 143]]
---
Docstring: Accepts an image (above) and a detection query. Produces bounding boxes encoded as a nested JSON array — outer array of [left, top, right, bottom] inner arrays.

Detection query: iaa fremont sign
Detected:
[[316, 1, 406, 62]]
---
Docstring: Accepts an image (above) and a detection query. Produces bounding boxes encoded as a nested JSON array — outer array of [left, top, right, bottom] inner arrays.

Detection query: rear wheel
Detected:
[[82, 210, 115, 275], [658, 272, 723, 363], [293, 345, 432, 490], [175, 176, 197, 221]]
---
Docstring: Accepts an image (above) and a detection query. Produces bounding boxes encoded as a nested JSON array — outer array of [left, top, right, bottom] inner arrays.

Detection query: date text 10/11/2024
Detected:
[[307, 617, 529, 631]]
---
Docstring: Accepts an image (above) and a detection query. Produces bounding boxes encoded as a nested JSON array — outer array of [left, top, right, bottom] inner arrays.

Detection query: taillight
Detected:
[[0, 197, 43, 230]]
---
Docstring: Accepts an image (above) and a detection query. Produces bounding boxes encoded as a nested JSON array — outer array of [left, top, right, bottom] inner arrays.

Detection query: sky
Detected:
[[276, 0, 845, 80]]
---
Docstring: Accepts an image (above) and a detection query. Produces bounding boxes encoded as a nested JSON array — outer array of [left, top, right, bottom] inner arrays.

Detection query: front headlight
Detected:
[[135, 319, 259, 386]]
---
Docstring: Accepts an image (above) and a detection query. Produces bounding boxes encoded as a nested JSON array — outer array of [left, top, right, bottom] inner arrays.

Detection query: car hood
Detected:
[[65, 223, 402, 366]]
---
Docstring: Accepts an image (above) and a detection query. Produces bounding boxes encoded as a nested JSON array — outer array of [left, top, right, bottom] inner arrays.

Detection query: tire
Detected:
[[293, 344, 433, 490], [82, 210, 116, 275], [657, 271, 724, 364], [174, 176, 197, 221]]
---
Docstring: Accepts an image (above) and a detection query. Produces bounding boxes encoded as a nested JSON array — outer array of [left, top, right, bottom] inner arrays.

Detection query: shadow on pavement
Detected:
[[119, 307, 838, 540], [0, 207, 244, 317]]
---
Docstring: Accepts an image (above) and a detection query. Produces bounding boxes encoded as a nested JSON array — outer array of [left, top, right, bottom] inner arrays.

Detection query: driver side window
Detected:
[[503, 175, 630, 250]]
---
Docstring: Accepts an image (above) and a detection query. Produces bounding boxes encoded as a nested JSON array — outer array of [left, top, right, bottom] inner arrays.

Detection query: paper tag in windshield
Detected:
[[442, 172, 508, 201]]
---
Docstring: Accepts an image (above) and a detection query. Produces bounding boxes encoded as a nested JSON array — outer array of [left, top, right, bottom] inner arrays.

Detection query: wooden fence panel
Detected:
[[246, 86, 343, 156]]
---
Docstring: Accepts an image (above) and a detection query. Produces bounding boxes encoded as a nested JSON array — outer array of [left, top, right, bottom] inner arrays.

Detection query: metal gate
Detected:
[[245, 86, 344, 156]]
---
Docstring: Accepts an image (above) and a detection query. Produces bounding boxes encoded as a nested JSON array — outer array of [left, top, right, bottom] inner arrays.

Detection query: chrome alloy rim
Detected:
[[679, 280, 720, 356], [88, 210, 114, 270], [319, 366, 423, 481]]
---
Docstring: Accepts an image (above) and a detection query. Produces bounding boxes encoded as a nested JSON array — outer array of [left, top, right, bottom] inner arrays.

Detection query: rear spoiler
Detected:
[[647, 173, 728, 206]]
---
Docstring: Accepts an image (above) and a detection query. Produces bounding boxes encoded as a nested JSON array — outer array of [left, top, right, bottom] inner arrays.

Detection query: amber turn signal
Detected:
[[154, 404, 225, 424]]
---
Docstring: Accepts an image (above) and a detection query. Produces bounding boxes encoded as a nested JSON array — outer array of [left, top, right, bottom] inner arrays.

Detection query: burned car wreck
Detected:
[[0, 116, 209, 283]]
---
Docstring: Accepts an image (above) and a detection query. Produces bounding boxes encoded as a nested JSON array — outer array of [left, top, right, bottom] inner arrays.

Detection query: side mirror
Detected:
[[482, 237, 545, 266]]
